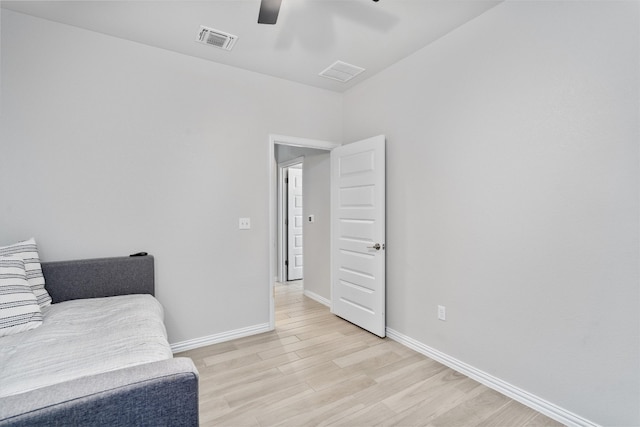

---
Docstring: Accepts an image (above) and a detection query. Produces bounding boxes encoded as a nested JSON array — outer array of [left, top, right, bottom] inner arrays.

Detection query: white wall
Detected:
[[0, 10, 342, 344], [343, 1, 639, 425], [302, 152, 331, 301]]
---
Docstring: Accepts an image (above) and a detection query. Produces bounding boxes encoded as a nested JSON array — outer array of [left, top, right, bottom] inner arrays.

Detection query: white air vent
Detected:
[[196, 26, 238, 51], [319, 60, 365, 83]]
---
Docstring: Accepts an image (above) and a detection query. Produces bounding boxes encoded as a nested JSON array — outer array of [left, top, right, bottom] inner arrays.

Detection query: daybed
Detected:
[[0, 253, 199, 427]]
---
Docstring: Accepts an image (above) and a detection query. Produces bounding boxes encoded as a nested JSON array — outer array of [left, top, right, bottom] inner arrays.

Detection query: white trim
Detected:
[[270, 134, 340, 151], [171, 323, 270, 354], [269, 134, 339, 332], [385, 328, 600, 427], [303, 289, 331, 307]]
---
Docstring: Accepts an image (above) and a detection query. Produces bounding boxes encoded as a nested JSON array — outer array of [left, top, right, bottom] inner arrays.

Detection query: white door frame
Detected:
[[268, 134, 340, 330], [277, 157, 304, 283]]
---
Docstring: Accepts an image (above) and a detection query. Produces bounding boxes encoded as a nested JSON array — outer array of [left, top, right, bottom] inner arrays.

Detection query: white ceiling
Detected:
[[1, 0, 503, 92]]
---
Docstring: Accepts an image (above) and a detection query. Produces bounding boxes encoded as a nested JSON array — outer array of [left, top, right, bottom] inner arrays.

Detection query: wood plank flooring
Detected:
[[177, 282, 563, 426]]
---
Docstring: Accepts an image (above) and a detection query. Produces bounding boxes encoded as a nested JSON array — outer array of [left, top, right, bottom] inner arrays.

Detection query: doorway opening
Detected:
[[269, 135, 340, 330]]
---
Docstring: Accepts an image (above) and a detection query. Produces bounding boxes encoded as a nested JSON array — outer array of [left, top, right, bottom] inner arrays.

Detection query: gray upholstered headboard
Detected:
[[41, 255, 155, 303]]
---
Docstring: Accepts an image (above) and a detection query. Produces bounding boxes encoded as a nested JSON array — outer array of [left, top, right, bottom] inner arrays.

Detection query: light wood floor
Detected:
[[177, 282, 563, 426]]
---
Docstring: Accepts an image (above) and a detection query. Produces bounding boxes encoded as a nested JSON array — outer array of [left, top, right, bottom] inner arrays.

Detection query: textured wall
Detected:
[[0, 10, 342, 345], [343, 1, 639, 425]]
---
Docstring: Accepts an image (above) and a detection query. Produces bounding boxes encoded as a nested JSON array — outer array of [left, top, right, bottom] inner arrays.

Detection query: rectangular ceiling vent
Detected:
[[196, 26, 238, 51], [319, 60, 365, 83]]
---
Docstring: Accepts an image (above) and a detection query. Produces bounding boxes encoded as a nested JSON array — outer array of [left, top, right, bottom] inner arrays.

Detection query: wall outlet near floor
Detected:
[[438, 305, 446, 321], [239, 217, 251, 230]]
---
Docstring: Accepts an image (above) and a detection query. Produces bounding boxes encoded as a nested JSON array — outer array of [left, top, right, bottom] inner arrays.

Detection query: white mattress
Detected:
[[0, 294, 173, 398]]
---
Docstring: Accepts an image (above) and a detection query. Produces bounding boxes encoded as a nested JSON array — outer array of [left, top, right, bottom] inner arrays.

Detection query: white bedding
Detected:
[[0, 294, 173, 398]]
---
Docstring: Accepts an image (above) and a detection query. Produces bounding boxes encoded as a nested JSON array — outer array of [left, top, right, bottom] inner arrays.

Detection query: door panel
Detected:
[[331, 135, 385, 337], [287, 167, 304, 281], [340, 219, 375, 242]]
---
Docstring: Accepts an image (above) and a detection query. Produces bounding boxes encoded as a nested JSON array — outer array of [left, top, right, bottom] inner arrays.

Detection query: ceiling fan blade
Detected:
[[258, 0, 282, 25]]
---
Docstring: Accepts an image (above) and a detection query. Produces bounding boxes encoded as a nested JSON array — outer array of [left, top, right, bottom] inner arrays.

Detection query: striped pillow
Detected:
[[0, 238, 52, 308], [0, 255, 43, 337]]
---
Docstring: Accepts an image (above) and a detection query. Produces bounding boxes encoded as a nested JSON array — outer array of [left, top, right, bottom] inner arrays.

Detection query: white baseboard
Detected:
[[303, 290, 331, 307], [171, 322, 271, 354], [385, 328, 599, 427]]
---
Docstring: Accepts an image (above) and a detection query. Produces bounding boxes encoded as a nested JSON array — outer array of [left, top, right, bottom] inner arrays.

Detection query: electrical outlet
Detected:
[[239, 217, 251, 230], [438, 305, 446, 321]]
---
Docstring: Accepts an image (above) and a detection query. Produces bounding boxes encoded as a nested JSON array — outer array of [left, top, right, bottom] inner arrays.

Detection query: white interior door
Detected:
[[287, 167, 304, 281], [331, 135, 386, 337]]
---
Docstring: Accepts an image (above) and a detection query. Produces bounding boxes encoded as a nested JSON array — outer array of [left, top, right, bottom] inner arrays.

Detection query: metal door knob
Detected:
[[367, 243, 381, 250]]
